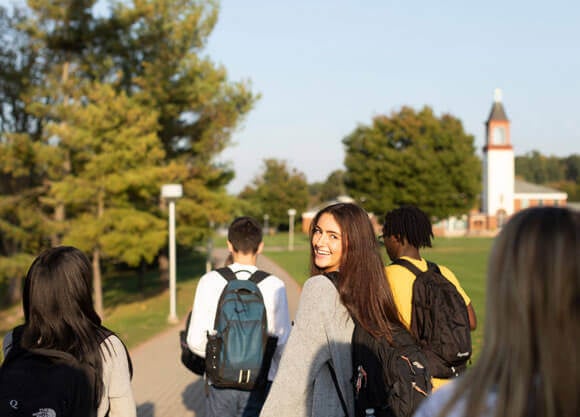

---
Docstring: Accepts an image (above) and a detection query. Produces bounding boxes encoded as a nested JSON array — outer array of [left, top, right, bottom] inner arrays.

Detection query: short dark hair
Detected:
[[227, 216, 263, 254], [382, 205, 433, 248]]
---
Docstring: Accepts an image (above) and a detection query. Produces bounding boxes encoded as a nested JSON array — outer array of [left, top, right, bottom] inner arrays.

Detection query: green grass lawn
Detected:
[[1, 233, 492, 367]]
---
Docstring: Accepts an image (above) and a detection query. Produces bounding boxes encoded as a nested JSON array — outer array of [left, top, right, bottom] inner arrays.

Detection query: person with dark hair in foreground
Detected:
[[2, 246, 135, 417], [414, 206, 580, 417]]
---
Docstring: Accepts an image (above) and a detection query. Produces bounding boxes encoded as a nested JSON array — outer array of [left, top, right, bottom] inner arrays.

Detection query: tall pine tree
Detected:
[[0, 0, 259, 314]]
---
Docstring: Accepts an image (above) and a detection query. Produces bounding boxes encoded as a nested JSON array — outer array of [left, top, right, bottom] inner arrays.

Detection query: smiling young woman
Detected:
[[260, 202, 406, 417]]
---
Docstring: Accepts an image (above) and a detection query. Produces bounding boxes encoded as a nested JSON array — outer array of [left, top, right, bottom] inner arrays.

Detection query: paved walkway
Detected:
[[130, 248, 302, 417]]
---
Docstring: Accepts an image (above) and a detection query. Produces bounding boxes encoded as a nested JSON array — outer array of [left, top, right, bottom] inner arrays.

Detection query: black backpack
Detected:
[[392, 258, 472, 378], [204, 267, 277, 390], [352, 322, 432, 417], [179, 310, 206, 375], [0, 330, 97, 417], [324, 272, 431, 417]]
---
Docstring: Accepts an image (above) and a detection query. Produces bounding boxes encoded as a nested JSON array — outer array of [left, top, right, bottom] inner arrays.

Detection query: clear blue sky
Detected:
[[2, 0, 578, 194], [206, 0, 580, 193]]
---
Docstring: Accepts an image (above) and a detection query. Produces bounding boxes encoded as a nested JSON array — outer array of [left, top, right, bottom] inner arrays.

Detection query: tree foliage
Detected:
[[102, 0, 256, 243], [515, 151, 580, 183], [319, 170, 347, 203], [239, 159, 309, 229], [0, 6, 51, 303], [307, 170, 347, 208], [48, 82, 168, 261], [343, 106, 481, 219], [0, 0, 259, 310], [515, 151, 580, 201]]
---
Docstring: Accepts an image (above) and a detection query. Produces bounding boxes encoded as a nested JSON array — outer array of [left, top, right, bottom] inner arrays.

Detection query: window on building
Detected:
[[493, 126, 506, 144]]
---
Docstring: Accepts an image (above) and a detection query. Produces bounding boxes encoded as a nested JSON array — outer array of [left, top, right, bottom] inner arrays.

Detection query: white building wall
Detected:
[[483, 149, 514, 216], [481, 155, 488, 213]]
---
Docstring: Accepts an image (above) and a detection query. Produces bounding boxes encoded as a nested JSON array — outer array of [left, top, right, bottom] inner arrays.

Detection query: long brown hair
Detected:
[[309, 202, 404, 341], [439, 206, 580, 417]]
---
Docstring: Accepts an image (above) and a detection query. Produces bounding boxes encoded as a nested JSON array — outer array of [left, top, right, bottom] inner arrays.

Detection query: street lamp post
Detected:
[[287, 208, 297, 251], [161, 184, 183, 324]]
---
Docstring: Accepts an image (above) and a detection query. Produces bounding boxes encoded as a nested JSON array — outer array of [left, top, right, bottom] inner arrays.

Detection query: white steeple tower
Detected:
[[482, 89, 514, 227]]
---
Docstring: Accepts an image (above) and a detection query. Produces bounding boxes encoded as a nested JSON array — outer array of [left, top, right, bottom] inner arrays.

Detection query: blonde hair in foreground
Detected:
[[440, 206, 580, 417]]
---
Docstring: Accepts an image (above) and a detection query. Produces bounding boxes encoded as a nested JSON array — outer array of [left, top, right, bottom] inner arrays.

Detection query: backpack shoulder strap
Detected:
[[425, 260, 441, 274], [391, 257, 423, 276], [248, 270, 269, 284], [392, 257, 441, 277], [4, 325, 33, 363], [215, 267, 268, 284], [215, 266, 237, 282], [323, 271, 340, 288], [327, 360, 349, 417]]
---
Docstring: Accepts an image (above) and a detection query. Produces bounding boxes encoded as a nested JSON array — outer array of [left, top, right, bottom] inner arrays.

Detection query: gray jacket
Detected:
[[260, 274, 355, 417]]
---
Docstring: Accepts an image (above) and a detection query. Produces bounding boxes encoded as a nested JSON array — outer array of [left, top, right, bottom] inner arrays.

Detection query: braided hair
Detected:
[[382, 205, 433, 248]]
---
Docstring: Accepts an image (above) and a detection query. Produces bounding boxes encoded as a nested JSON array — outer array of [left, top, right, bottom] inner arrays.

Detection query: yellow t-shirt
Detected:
[[385, 256, 471, 389]]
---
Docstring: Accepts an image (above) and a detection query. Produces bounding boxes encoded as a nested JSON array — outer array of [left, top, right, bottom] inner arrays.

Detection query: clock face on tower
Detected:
[[493, 126, 506, 144]]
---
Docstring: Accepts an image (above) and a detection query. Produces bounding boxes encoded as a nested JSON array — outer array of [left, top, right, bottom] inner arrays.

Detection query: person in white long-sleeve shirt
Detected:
[[187, 216, 291, 417]]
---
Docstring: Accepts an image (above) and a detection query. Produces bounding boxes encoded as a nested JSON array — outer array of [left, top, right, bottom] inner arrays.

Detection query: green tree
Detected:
[[515, 151, 579, 201], [307, 170, 347, 207], [307, 181, 323, 207], [0, 131, 49, 304], [2, 0, 150, 314], [563, 154, 580, 200], [0, 6, 50, 304], [551, 181, 580, 202], [239, 159, 309, 229], [47, 81, 169, 315], [515, 151, 566, 184], [0, 6, 42, 136], [0, 0, 259, 311], [17, 0, 107, 251], [319, 170, 346, 202], [563, 154, 580, 183], [104, 0, 256, 245], [343, 106, 481, 219]]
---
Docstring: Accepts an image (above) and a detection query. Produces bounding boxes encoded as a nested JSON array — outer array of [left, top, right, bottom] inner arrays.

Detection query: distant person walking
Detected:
[[186, 216, 291, 417], [1, 246, 135, 417], [381, 205, 476, 389], [261, 202, 407, 417], [414, 206, 580, 417]]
